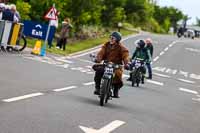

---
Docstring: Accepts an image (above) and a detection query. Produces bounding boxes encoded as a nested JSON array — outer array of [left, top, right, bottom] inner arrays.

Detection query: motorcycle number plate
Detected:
[[135, 62, 141, 68], [105, 67, 113, 74]]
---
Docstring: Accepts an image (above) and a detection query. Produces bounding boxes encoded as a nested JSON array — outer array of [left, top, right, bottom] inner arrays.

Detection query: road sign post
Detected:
[[41, 5, 57, 56]]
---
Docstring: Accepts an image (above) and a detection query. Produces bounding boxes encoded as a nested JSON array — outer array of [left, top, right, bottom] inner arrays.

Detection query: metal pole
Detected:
[[40, 21, 50, 56]]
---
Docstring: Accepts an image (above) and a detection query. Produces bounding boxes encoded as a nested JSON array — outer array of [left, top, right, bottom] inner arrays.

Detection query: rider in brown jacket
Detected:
[[93, 32, 129, 98]]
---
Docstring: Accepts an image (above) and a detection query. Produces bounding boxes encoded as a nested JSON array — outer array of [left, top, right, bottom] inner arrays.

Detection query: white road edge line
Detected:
[[179, 88, 198, 95], [2, 93, 44, 102], [83, 82, 95, 86], [178, 78, 195, 84], [53, 86, 77, 92], [146, 80, 164, 86]]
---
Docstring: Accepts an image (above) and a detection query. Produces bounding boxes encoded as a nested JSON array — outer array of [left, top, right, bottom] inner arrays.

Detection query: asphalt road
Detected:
[[0, 33, 200, 133]]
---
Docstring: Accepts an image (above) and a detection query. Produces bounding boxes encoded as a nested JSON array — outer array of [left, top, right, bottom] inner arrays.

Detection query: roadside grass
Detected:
[[26, 29, 136, 56]]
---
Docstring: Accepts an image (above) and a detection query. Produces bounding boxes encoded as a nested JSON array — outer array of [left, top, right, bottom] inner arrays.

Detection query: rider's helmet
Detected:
[[135, 39, 146, 48], [110, 31, 122, 42]]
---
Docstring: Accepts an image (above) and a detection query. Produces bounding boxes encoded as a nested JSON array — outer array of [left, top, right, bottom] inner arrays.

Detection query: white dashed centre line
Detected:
[[146, 80, 164, 86], [53, 86, 77, 92], [179, 88, 198, 95], [178, 78, 195, 84], [2, 93, 44, 102], [83, 82, 95, 86]]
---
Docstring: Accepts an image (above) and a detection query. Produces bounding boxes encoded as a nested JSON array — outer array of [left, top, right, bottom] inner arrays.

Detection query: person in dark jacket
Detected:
[[145, 38, 154, 79], [56, 18, 72, 50], [127, 39, 151, 83], [2, 5, 19, 22]]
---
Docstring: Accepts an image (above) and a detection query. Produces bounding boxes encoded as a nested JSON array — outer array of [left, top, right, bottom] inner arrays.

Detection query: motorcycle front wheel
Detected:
[[100, 79, 110, 106]]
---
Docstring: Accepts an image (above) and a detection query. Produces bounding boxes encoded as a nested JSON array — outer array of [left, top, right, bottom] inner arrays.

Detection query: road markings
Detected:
[[79, 120, 125, 133], [185, 48, 200, 53], [179, 88, 198, 95], [153, 56, 159, 62], [169, 44, 173, 47], [53, 86, 77, 92], [2, 93, 44, 102], [53, 57, 73, 64], [159, 51, 165, 56], [83, 82, 95, 86], [166, 68, 177, 75], [86, 72, 94, 74], [153, 67, 166, 72], [146, 80, 164, 86], [164, 47, 169, 51], [153, 72, 171, 78], [192, 98, 200, 102], [178, 78, 195, 84]]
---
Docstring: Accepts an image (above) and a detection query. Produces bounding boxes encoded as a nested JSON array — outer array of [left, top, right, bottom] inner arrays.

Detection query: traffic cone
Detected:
[[31, 40, 41, 55]]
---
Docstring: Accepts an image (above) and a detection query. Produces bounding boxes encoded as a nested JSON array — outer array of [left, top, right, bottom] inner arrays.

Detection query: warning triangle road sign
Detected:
[[44, 7, 57, 20]]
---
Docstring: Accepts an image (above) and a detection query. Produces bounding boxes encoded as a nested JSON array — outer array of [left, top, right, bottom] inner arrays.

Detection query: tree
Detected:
[[124, 0, 154, 26], [16, 0, 31, 20], [101, 0, 126, 26]]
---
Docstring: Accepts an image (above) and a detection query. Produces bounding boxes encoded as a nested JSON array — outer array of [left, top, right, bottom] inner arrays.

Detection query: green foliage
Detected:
[[110, 7, 126, 27], [153, 5, 185, 32], [16, 1, 31, 20], [11, 0, 186, 34], [162, 17, 171, 32]]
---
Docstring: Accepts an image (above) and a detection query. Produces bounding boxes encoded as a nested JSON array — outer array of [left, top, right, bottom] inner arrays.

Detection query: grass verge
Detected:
[[26, 29, 137, 56]]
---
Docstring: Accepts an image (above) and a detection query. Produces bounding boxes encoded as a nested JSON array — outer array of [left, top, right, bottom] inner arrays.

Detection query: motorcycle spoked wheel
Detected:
[[99, 79, 110, 106], [131, 69, 140, 87], [131, 72, 136, 87]]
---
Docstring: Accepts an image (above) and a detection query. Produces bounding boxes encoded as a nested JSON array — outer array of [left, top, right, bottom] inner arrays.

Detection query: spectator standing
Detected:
[[56, 18, 72, 51], [145, 38, 154, 79], [2, 5, 19, 22], [48, 11, 59, 48], [10, 4, 20, 21]]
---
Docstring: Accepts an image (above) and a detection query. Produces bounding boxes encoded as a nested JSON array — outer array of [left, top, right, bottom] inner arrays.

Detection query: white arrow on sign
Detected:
[[79, 120, 125, 133]]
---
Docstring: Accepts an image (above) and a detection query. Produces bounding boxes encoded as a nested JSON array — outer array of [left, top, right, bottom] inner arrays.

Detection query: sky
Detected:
[[157, 0, 200, 25]]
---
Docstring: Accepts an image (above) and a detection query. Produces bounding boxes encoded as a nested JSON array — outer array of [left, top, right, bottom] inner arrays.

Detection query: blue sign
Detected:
[[23, 20, 56, 43]]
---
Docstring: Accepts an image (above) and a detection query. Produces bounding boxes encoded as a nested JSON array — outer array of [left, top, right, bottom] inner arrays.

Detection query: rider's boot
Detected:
[[94, 80, 101, 95], [113, 83, 122, 98], [113, 87, 120, 98], [94, 72, 102, 95], [94, 84, 100, 95], [126, 73, 132, 81], [141, 75, 145, 84]]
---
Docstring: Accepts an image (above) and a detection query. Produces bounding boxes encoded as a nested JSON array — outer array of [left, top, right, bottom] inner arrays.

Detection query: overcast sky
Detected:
[[157, 0, 200, 25]]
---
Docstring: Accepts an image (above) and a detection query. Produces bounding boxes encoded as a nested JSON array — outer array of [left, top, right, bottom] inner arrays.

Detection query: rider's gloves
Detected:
[[124, 63, 130, 70]]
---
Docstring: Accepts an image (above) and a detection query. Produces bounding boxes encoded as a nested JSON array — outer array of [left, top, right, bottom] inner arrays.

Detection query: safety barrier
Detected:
[[0, 20, 26, 52]]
